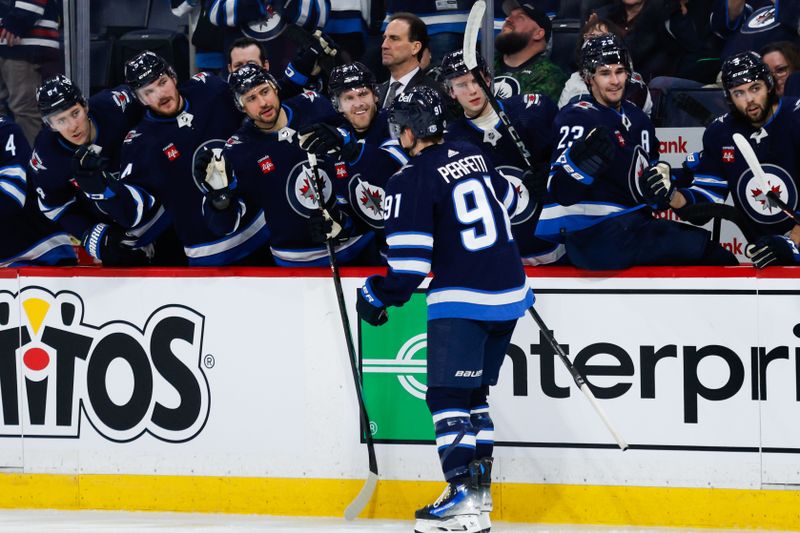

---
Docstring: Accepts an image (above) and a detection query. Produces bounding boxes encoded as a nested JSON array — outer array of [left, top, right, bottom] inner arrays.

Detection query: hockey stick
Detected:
[[527, 306, 629, 451], [305, 153, 379, 520], [678, 202, 759, 242], [732, 133, 800, 225]]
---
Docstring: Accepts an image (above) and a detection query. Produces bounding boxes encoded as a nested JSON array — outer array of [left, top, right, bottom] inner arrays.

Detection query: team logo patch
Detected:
[[301, 91, 317, 102], [492, 76, 520, 99], [523, 94, 540, 109], [742, 6, 776, 33], [348, 174, 385, 229], [123, 130, 141, 144], [285, 161, 333, 218], [111, 90, 132, 112], [163, 143, 180, 161], [497, 165, 536, 224], [574, 100, 597, 110], [225, 136, 241, 147], [258, 155, 275, 174], [335, 162, 348, 179], [30, 150, 46, 171], [627, 146, 651, 204], [722, 147, 735, 163], [241, 5, 285, 41], [191, 72, 210, 83], [735, 164, 798, 225]]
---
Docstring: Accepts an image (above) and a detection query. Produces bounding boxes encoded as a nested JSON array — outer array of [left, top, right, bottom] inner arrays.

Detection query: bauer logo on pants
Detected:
[[0, 287, 211, 443]]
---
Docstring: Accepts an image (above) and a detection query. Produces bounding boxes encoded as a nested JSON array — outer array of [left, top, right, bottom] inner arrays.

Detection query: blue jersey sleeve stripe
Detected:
[[0, 164, 26, 184], [38, 196, 75, 221], [386, 232, 433, 248], [692, 174, 728, 188], [427, 283, 531, 305], [388, 258, 431, 276], [0, 178, 25, 207], [688, 186, 725, 203]]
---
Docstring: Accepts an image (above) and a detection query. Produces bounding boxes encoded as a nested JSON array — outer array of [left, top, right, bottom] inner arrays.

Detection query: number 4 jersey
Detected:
[[380, 140, 534, 321]]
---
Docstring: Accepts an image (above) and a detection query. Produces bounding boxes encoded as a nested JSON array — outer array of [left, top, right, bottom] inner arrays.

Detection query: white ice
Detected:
[[0, 510, 787, 533]]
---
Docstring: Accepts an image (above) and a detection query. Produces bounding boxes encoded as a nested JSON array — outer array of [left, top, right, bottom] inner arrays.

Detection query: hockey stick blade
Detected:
[[464, 1, 485, 70], [527, 306, 629, 451], [344, 471, 379, 520], [732, 133, 800, 225]]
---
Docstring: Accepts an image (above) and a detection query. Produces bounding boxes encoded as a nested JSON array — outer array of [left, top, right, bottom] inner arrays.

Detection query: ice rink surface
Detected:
[[0, 511, 790, 533]]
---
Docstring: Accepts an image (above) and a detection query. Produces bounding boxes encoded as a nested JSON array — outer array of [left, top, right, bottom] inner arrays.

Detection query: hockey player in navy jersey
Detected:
[[441, 49, 566, 266], [0, 115, 75, 266], [356, 86, 534, 533], [195, 63, 375, 266], [535, 35, 737, 269], [298, 62, 407, 257], [111, 51, 270, 266], [665, 51, 800, 268], [30, 75, 151, 266]]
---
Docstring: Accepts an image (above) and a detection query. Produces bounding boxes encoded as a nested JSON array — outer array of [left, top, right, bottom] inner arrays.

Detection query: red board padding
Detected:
[[11, 265, 799, 279]]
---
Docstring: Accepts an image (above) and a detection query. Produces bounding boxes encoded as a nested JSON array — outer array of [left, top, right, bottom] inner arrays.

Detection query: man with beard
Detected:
[[671, 52, 800, 268], [494, 0, 567, 102], [441, 49, 566, 266], [535, 35, 737, 269], [297, 62, 407, 258], [107, 51, 270, 265], [196, 63, 376, 266]]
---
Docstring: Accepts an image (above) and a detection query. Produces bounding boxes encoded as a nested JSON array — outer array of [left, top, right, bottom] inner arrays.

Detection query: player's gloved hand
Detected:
[[81, 223, 152, 267], [746, 235, 800, 269], [640, 162, 676, 209], [298, 123, 361, 162], [357, 275, 389, 326], [285, 30, 338, 82], [308, 207, 345, 244], [565, 126, 615, 182], [193, 146, 237, 210], [71, 144, 114, 199], [521, 166, 548, 200]]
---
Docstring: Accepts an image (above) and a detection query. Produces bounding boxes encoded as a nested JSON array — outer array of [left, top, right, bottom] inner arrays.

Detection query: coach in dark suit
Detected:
[[377, 12, 450, 111]]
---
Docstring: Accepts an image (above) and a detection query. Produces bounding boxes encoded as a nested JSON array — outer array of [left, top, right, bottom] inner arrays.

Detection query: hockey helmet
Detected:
[[440, 50, 488, 82], [228, 63, 279, 111], [124, 51, 177, 92], [579, 34, 632, 79], [328, 62, 377, 109], [388, 85, 445, 140], [721, 51, 775, 103], [36, 74, 86, 118]]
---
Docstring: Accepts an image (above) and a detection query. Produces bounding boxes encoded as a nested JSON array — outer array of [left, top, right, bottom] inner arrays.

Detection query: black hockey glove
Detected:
[[521, 166, 548, 201], [640, 162, 676, 210], [746, 235, 800, 269], [72, 144, 115, 200], [298, 123, 361, 162], [193, 146, 237, 211], [565, 126, 615, 182], [285, 30, 338, 82], [82, 223, 152, 267], [308, 206, 347, 244], [357, 275, 389, 326]]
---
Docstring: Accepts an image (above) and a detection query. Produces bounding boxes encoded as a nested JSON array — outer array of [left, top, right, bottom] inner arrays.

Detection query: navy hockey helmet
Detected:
[[36, 74, 86, 118], [229, 63, 279, 111], [328, 62, 377, 109], [388, 85, 445, 140], [721, 51, 775, 103], [440, 50, 488, 83], [579, 34, 632, 79], [124, 51, 177, 92]]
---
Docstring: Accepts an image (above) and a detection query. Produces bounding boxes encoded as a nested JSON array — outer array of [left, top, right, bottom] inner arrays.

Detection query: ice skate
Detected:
[[469, 458, 493, 533], [413, 481, 481, 533]]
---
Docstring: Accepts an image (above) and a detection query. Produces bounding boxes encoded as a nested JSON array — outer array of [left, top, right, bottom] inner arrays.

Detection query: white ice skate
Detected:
[[413, 482, 481, 533], [470, 458, 493, 533]]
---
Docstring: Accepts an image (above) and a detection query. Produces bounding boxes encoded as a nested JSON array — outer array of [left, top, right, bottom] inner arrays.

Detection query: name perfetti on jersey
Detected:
[[437, 154, 489, 183]]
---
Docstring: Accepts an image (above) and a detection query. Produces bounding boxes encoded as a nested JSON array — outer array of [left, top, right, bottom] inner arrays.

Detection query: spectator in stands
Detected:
[[711, 0, 800, 61], [0, 0, 61, 145], [494, 1, 567, 102], [557, 15, 652, 114], [377, 12, 447, 110], [227, 37, 270, 72], [592, 0, 679, 81], [663, 0, 723, 84], [381, 1, 467, 68], [761, 41, 800, 97], [171, 0, 226, 74]]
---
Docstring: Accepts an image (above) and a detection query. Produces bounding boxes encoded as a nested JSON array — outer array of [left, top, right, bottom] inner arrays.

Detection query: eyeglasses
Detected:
[[772, 65, 791, 76]]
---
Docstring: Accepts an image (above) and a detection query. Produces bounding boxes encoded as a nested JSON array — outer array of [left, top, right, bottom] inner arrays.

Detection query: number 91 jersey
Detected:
[[380, 140, 534, 321]]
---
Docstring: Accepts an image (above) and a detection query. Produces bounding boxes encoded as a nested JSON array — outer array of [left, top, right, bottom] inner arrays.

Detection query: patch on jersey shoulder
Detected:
[[447, 149, 459, 158], [225, 136, 242, 147], [735, 164, 798, 224], [301, 91, 317, 102], [742, 6, 777, 34], [286, 160, 333, 218], [493, 76, 520, 99], [721, 146, 735, 163], [348, 174, 385, 228], [30, 150, 46, 171], [627, 146, 650, 204], [111, 89, 132, 112], [123, 130, 141, 144], [191, 72, 210, 83], [523, 94, 541, 109], [496, 165, 536, 224], [573, 101, 596, 111]]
